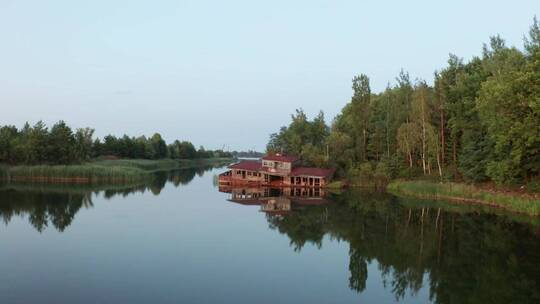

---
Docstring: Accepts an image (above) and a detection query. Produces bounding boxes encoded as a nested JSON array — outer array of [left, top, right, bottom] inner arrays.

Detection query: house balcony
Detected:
[[262, 167, 290, 176]]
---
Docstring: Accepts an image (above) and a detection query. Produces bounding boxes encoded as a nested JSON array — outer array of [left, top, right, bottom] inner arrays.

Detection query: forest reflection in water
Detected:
[[0, 165, 216, 232], [217, 186, 540, 302], [218, 186, 540, 303], [260, 190, 540, 303], [1, 169, 540, 303]]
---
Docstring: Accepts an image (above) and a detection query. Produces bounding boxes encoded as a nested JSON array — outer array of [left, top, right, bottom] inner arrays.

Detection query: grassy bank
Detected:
[[387, 180, 540, 216], [0, 158, 233, 184]]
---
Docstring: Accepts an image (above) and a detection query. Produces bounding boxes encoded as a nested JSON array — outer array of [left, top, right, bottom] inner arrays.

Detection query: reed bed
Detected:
[[0, 157, 233, 184], [91, 159, 181, 172], [387, 180, 540, 216], [6, 164, 150, 183]]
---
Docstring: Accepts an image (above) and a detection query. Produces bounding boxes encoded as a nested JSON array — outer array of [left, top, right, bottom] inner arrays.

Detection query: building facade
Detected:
[[218, 154, 334, 187]]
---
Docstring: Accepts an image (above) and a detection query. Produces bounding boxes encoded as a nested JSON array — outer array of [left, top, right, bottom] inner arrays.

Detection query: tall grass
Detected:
[[91, 159, 181, 172], [388, 180, 540, 216], [6, 164, 150, 183], [0, 157, 233, 184], [93, 157, 231, 171]]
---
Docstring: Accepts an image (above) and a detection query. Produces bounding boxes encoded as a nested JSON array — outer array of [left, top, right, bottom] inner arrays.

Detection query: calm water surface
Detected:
[[1, 166, 539, 304]]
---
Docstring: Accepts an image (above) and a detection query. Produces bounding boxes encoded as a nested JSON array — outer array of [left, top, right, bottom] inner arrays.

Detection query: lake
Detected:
[[1, 165, 539, 304]]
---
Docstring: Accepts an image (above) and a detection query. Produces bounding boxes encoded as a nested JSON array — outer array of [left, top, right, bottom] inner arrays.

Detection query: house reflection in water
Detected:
[[219, 186, 333, 215]]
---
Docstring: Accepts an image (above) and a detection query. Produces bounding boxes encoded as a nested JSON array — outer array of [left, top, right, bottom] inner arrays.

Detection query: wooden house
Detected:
[[218, 154, 334, 187]]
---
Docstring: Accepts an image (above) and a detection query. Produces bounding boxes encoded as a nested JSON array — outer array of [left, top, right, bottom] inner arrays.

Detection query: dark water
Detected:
[[1, 166, 539, 304]]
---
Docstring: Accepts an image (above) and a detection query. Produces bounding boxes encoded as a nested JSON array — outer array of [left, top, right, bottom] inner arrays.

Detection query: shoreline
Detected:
[[386, 180, 540, 216], [0, 158, 233, 184]]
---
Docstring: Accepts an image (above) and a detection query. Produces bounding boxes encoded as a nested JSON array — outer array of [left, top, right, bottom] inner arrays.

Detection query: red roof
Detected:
[[262, 154, 300, 163], [291, 167, 335, 178], [229, 160, 262, 171]]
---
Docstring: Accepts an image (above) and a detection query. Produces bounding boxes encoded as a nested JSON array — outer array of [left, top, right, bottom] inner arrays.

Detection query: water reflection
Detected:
[[2, 167, 540, 303], [261, 190, 540, 303], [219, 186, 333, 215], [0, 166, 216, 232]]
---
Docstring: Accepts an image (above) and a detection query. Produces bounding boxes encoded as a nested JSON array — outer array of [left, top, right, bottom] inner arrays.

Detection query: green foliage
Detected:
[[0, 121, 232, 165], [168, 140, 197, 159], [267, 18, 540, 188], [374, 162, 390, 187], [526, 179, 540, 193], [347, 162, 374, 187], [324, 180, 344, 189], [266, 109, 329, 166], [476, 38, 539, 183]]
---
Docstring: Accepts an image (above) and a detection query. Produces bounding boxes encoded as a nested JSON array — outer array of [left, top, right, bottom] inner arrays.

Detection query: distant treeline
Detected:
[[267, 18, 540, 188], [230, 150, 264, 158], [0, 121, 233, 165]]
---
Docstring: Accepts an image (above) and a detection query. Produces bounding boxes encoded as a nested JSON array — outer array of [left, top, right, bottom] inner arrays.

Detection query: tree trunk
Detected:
[[452, 139, 457, 166], [440, 106, 445, 164], [436, 149, 443, 179], [363, 129, 367, 161], [420, 89, 427, 175], [386, 96, 390, 158]]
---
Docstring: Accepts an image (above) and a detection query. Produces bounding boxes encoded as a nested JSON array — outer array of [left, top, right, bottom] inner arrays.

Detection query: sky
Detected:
[[1, 0, 538, 151]]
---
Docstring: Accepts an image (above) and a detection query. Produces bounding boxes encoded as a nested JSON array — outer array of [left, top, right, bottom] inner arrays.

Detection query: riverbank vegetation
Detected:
[[0, 120, 236, 182], [267, 18, 540, 193], [0, 158, 232, 183], [388, 180, 540, 216]]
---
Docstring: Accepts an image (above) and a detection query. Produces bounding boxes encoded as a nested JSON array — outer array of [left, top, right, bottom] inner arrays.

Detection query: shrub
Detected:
[[374, 162, 390, 188], [526, 179, 540, 193]]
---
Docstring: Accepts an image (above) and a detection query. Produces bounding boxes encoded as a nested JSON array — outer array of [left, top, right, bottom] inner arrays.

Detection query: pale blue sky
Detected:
[[1, 0, 538, 151]]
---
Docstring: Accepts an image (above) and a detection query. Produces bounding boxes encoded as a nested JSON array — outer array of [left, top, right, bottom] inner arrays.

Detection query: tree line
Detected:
[[0, 121, 232, 165], [267, 18, 540, 186]]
